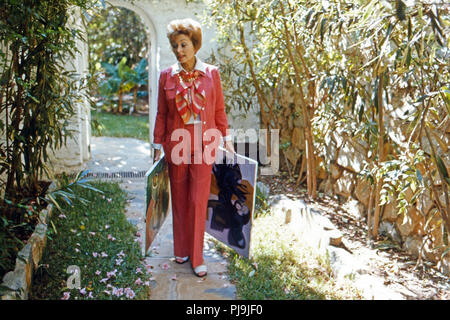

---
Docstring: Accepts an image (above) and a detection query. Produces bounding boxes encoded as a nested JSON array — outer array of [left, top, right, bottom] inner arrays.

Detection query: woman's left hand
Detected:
[[224, 139, 235, 154]]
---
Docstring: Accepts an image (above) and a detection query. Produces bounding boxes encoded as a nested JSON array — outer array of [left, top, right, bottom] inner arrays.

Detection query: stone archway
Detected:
[[105, 0, 159, 157]]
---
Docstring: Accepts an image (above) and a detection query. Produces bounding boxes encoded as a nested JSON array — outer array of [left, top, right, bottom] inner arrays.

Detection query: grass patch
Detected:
[[91, 110, 149, 141], [30, 181, 152, 300], [215, 213, 363, 300]]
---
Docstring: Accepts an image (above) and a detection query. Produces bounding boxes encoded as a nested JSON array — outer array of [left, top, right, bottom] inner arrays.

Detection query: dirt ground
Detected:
[[259, 174, 450, 300]]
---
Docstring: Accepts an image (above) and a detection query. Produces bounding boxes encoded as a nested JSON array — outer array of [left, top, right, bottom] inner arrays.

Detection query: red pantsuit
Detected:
[[168, 123, 212, 268], [153, 59, 229, 269]]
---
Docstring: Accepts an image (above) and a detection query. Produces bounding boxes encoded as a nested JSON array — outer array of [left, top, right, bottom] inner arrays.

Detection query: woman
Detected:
[[152, 18, 234, 277]]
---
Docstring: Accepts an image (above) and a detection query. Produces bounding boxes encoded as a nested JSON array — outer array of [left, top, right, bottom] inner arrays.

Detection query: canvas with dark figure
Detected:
[[206, 148, 257, 258], [144, 155, 171, 255]]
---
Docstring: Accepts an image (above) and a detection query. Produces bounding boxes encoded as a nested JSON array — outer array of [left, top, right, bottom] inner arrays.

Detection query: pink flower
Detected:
[[105, 225, 110, 230], [79, 288, 86, 295], [117, 250, 125, 258], [115, 258, 123, 266], [107, 269, 117, 278], [95, 270, 101, 276], [112, 287, 123, 297], [135, 278, 143, 285], [124, 288, 135, 299], [144, 281, 151, 287], [92, 252, 98, 258], [135, 268, 143, 274], [161, 263, 170, 270], [107, 234, 116, 241], [61, 292, 70, 300], [58, 214, 67, 219], [107, 198, 112, 203], [100, 278, 109, 283], [88, 292, 94, 299], [101, 252, 108, 258], [89, 232, 96, 236]]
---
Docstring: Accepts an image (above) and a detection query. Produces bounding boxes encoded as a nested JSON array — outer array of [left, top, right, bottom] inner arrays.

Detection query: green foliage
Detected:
[[98, 57, 148, 113], [0, 0, 98, 204], [216, 211, 362, 299], [87, 5, 148, 74], [86, 4, 149, 108], [99, 57, 135, 106], [206, 0, 449, 253], [91, 110, 149, 141], [0, 215, 27, 278], [30, 181, 150, 300], [0, 0, 101, 278]]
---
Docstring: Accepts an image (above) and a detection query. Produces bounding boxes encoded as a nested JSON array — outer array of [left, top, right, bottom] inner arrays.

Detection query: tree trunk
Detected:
[[118, 90, 123, 113], [372, 75, 385, 238], [280, 2, 317, 198], [133, 86, 138, 113]]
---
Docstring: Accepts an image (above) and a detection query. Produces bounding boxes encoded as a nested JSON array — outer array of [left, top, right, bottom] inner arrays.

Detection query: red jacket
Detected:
[[153, 60, 229, 163]]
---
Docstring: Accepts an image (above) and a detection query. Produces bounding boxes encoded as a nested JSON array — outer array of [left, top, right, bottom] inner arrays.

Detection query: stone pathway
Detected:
[[86, 136, 236, 300]]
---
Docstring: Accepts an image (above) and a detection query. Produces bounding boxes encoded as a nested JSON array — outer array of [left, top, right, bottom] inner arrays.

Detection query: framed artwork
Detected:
[[206, 147, 258, 259], [144, 155, 171, 255]]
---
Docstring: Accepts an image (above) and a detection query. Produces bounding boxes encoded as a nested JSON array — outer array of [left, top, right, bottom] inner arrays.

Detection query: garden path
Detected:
[[86, 136, 236, 300]]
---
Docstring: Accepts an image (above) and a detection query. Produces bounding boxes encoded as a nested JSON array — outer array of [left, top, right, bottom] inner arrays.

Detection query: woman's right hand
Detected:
[[154, 149, 161, 162]]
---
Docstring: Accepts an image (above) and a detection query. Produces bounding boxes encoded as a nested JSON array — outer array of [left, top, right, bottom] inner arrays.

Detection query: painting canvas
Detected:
[[144, 155, 171, 255], [206, 147, 258, 259]]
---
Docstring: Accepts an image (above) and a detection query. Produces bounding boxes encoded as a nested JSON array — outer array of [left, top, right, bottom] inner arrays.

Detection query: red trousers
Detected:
[[167, 124, 212, 268]]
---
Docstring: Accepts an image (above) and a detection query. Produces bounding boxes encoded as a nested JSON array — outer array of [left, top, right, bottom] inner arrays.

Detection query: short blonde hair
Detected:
[[167, 18, 202, 52]]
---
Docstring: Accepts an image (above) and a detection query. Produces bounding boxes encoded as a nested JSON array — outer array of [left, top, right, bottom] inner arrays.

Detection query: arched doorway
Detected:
[[92, 0, 159, 160]]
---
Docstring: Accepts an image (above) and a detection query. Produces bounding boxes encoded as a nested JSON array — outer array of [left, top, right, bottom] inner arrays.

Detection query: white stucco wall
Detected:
[[47, 6, 91, 175]]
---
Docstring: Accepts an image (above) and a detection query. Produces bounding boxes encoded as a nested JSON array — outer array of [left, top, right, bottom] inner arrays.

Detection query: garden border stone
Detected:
[[1, 197, 54, 300]]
